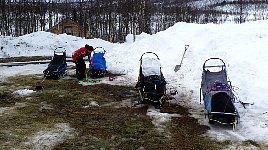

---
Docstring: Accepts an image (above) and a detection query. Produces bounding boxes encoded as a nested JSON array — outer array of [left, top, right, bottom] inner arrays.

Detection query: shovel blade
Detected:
[[174, 65, 181, 72]]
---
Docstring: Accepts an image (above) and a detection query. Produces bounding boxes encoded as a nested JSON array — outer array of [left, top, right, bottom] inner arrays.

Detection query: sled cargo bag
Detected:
[[89, 48, 107, 77]]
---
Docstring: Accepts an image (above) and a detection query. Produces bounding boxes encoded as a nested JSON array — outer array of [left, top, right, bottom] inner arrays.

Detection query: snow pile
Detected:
[[147, 105, 180, 134], [23, 123, 74, 150], [82, 101, 100, 108], [13, 89, 35, 97]]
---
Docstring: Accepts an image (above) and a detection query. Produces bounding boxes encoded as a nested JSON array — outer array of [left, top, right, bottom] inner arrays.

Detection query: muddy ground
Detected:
[[0, 56, 52, 63]]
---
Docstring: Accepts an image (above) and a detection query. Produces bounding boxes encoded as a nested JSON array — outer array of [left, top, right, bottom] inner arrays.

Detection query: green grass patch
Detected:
[[56, 106, 170, 149], [2, 75, 261, 149], [161, 103, 227, 150]]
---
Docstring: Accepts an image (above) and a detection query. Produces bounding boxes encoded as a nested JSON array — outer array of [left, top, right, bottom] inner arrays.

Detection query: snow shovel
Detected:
[[174, 44, 189, 72]]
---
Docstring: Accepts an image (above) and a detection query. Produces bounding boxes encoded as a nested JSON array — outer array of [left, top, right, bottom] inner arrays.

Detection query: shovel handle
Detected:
[[179, 44, 189, 65], [174, 44, 189, 72]]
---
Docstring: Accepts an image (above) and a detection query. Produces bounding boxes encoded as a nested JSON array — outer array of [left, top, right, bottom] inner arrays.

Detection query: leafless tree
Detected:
[[1, 0, 268, 41]]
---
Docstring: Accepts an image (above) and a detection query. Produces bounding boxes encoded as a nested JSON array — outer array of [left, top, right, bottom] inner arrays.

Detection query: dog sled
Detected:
[[88, 47, 107, 78], [200, 58, 239, 128], [43, 47, 67, 79], [135, 52, 167, 108]]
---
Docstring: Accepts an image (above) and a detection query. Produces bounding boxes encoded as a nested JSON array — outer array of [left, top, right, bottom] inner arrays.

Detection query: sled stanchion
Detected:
[[200, 88, 202, 104], [174, 44, 189, 72]]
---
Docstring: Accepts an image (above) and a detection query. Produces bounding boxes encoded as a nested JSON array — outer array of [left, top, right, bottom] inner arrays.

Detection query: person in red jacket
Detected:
[[72, 44, 94, 79]]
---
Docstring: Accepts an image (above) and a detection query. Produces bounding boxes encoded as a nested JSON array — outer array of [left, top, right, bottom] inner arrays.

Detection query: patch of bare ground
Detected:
[[0, 56, 51, 63], [160, 102, 225, 150], [0, 75, 229, 149]]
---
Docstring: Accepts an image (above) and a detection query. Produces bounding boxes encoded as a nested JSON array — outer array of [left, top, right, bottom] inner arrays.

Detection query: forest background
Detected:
[[1, 0, 268, 42]]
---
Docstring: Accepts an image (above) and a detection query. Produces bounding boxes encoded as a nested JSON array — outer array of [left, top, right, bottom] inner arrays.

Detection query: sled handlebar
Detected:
[[54, 47, 66, 55], [203, 58, 226, 71], [140, 52, 160, 61], [93, 47, 106, 54]]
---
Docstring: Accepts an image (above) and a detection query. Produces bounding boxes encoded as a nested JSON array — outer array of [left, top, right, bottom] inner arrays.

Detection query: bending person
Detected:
[[72, 44, 94, 79]]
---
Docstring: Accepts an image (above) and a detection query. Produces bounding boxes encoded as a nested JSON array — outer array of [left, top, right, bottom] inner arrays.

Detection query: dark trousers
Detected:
[[76, 58, 86, 79]]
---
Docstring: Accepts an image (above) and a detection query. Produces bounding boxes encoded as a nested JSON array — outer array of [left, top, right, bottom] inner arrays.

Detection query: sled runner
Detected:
[[135, 52, 167, 108], [88, 47, 107, 78], [200, 58, 239, 128], [43, 47, 67, 79]]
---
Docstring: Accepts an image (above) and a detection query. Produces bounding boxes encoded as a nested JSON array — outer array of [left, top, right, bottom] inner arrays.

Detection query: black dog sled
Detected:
[[200, 58, 239, 127], [135, 52, 167, 108], [43, 47, 67, 79]]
